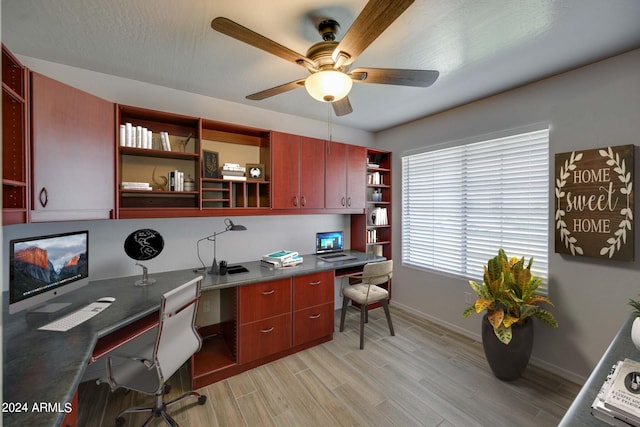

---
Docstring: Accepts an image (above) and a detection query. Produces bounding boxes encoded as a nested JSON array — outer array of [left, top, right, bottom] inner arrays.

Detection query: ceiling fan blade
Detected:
[[351, 68, 439, 87], [212, 17, 312, 68], [332, 0, 415, 67], [332, 97, 353, 116], [246, 79, 306, 101]]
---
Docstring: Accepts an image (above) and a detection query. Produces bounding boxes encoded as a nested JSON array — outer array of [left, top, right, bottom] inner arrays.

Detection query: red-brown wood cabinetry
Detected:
[[2, 45, 29, 225], [325, 141, 366, 210], [30, 72, 115, 221], [271, 131, 325, 209], [292, 270, 334, 346], [237, 278, 292, 364]]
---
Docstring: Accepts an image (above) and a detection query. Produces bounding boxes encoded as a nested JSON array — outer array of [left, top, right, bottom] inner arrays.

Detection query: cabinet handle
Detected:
[[301, 195, 306, 207], [309, 314, 321, 319], [260, 327, 275, 333], [293, 196, 298, 207], [261, 289, 275, 295], [309, 281, 321, 286], [38, 187, 48, 208], [347, 197, 352, 207], [341, 196, 346, 207]]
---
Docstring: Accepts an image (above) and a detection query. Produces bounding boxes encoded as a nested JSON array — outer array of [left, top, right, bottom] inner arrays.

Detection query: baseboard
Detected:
[[390, 301, 586, 386]]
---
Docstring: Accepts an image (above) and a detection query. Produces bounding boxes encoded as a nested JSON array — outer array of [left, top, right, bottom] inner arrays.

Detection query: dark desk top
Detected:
[[3, 251, 382, 427], [559, 315, 636, 426]]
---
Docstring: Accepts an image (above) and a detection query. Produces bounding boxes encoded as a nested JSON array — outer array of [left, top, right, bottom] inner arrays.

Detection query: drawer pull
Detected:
[[260, 327, 275, 333], [261, 290, 275, 295], [309, 314, 321, 319], [309, 281, 321, 286]]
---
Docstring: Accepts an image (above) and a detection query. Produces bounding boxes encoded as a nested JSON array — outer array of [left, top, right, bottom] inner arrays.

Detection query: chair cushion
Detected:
[[343, 284, 389, 305]]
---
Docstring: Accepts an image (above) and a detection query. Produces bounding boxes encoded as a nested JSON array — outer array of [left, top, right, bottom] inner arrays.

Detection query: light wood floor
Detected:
[[78, 306, 581, 426]]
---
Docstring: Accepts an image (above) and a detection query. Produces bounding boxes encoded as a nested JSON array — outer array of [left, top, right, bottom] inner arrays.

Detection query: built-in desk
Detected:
[[559, 315, 637, 426], [2, 251, 383, 427]]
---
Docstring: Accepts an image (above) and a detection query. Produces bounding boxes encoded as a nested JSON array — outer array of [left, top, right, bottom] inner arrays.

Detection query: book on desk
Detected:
[[592, 358, 640, 426]]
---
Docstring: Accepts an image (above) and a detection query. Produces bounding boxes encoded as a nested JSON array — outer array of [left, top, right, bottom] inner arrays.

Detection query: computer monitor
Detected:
[[9, 230, 89, 314]]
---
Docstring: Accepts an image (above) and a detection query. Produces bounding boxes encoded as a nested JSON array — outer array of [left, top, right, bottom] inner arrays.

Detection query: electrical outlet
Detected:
[[202, 300, 210, 313], [464, 292, 474, 304]]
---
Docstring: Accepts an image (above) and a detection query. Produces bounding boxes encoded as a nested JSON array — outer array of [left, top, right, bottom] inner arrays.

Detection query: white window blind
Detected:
[[402, 128, 549, 290]]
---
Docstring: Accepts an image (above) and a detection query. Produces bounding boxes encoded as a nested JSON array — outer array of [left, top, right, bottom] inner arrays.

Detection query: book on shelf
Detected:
[[121, 181, 152, 191], [120, 123, 153, 149], [168, 170, 184, 191], [592, 358, 640, 426], [222, 175, 247, 181], [368, 171, 383, 185], [160, 131, 172, 151], [369, 207, 388, 226]]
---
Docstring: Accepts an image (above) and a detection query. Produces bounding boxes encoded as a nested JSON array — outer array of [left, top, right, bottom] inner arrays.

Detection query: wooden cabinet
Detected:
[[30, 72, 115, 222], [292, 271, 334, 346], [2, 45, 29, 225], [271, 131, 325, 209], [325, 141, 366, 210], [238, 278, 291, 364], [351, 149, 392, 261]]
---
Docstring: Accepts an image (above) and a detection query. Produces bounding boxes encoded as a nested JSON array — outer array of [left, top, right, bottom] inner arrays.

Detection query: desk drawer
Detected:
[[293, 271, 334, 310], [238, 278, 291, 324], [239, 313, 291, 364], [293, 302, 334, 346]]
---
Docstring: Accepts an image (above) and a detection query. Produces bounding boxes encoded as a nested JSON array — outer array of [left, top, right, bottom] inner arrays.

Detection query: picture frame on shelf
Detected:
[[203, 150, 219, 178], [246, 163, 265, 181]]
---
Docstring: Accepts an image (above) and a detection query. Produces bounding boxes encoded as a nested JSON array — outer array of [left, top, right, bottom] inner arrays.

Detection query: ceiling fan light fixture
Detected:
[[305, 70, 352, 103]]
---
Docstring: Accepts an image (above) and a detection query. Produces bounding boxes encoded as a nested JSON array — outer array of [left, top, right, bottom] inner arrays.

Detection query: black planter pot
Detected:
[[481, 314, 534, 381]]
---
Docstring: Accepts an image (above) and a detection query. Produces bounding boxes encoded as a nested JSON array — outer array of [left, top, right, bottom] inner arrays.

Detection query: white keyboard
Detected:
[[39, 301, 112, 332]]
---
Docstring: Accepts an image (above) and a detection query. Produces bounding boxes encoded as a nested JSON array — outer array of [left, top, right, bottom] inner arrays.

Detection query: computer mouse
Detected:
[[98, 297, 116, 303]]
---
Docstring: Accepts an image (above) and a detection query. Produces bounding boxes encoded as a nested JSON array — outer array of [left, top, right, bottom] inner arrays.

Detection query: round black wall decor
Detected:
[[124, 229, 164, 261]]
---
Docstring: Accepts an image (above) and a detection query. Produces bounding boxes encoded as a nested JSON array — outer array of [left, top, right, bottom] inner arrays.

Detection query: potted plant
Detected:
[[628, 297, 640, 350], [463, 248, 558, 380]]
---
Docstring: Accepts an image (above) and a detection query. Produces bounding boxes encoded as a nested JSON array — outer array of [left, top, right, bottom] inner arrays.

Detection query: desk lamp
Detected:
[[196, 218, 247, 275]]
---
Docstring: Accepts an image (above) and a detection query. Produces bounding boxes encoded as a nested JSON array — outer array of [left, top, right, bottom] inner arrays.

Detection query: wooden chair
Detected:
[[339, 260, 394, 349]]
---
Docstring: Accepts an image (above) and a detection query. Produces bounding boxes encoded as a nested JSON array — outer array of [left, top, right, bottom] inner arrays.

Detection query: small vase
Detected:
[[631, 317, 640, 351], [482, 314, 534, 381]]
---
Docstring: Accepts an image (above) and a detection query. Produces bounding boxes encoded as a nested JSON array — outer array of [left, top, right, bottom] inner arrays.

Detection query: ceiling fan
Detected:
[[211, 0, 439, 116]]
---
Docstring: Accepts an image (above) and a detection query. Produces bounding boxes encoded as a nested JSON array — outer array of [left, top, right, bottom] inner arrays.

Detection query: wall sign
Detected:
[[555, 145, 634, 260]]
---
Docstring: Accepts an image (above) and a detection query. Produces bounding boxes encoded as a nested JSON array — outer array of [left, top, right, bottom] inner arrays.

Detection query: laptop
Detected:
[[315, 231, 357, 262]]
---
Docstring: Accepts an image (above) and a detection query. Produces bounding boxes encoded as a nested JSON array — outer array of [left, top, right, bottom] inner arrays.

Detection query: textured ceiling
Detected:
[[3, 0, 640, 132]]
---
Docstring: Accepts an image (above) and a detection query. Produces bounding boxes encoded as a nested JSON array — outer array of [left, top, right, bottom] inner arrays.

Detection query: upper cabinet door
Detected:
[[325, 141, 366, 210], [31, 72, 115, 221], [346, 144, 366, 210], [299, 136, 325, 209], [271, 131, 301, 209]]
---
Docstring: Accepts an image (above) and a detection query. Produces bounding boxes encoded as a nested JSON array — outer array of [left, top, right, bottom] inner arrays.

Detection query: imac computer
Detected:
[[9, 230, 89, 314]]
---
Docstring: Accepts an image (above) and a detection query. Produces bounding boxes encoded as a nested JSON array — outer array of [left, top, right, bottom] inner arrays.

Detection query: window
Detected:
[[401, 128, 549, 290]]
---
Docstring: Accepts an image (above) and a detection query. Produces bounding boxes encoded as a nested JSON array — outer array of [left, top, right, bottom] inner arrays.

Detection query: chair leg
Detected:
[[380, 299, 395, 336], [359, 304, 366, 349], [340, 296, 349, 332]]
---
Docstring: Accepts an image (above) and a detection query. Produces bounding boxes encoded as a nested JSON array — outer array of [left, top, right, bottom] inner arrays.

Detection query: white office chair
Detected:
[[106, 276, 206, 426], [339, 260, 395, 349]]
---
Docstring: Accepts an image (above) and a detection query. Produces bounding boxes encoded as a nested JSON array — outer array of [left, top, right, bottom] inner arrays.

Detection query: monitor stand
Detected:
[[29, 302, 72, 313]]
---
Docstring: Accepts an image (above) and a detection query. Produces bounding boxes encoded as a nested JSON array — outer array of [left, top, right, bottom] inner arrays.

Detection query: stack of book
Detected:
[[120, 123, 154, 149], [221, 163, 246, 181], [121, 181, 152, 191], [368, 171, 383, 185], [168, 170, 184, 191], [592, 358, 640, 425], [261, 250, 303, 269], [369, 207, 388, 225], [159, 132, 172, 151]]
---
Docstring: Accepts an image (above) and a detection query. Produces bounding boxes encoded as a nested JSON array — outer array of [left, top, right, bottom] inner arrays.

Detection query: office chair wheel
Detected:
[[115, 416, 126, 426], [198, 395, 207, 405]]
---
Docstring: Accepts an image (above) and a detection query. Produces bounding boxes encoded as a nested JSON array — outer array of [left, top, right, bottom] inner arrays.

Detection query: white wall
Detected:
[[376, 48, 640, 384]]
